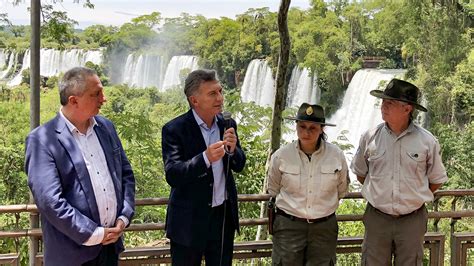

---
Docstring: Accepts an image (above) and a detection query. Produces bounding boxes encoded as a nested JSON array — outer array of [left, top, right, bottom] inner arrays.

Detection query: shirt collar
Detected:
[[192, 109, 217, 130], [295, 139, 325, 156], [59, 107, 97, 135], [383, 121, 416, 137]]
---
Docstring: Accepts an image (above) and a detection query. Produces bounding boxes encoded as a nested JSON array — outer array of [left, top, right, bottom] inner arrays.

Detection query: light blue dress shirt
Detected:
[[192, 109, 226, 207]]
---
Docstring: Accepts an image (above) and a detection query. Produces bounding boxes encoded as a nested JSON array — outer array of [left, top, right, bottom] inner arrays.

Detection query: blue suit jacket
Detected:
[[161, 110, 246, 248], [25, 114, 135, 266]]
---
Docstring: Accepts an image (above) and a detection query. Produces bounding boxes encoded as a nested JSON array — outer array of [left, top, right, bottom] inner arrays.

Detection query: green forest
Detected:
[[0, 0, 472, 264]]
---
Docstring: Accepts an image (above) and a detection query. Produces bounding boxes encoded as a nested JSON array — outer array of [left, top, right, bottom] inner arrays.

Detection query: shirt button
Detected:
[[309, 191, 312, 193], [97, 172, 99, 174], [106, 208, 108, 210], [103, 189, 106, 191]]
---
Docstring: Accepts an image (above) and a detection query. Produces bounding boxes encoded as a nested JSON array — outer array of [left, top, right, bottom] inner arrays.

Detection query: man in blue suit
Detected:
[[25, 67, 135, 266], [162, 69, 246, 266]]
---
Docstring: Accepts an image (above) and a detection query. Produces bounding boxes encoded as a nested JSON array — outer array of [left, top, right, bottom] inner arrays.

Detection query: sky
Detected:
[[1, 0, 312, 29]]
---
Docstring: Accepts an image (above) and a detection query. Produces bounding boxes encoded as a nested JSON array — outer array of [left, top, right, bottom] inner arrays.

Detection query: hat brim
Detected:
[[286, 116, 336, 127], [370, 90, 428, 112]]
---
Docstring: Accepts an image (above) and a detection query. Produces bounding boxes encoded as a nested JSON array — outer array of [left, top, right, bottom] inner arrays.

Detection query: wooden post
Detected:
[[29, 0, 41, 265]]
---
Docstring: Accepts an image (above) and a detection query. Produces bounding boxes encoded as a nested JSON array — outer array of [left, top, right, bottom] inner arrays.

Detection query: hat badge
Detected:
[[305, 106, 313, 115]]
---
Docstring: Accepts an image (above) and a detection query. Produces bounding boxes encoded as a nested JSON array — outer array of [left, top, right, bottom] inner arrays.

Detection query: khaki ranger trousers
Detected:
[[362, 203, 428, 266]]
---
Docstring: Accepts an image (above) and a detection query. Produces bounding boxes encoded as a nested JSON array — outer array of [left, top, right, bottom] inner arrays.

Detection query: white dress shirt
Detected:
[[60, 110, 128, 246]]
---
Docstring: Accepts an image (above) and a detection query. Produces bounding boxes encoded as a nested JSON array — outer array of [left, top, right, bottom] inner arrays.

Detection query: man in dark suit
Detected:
[[161, 69, 246, 266], [25, 67, 135, 266]]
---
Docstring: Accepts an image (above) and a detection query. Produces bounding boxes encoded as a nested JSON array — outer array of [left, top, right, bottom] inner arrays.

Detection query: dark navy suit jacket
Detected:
[[161, 110, 246, 248], [25, 114, 135, 266]]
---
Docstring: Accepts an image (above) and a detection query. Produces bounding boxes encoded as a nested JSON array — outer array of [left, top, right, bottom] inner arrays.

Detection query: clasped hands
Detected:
[[205, 128, 237, 163], [101, 218, 126, 245]]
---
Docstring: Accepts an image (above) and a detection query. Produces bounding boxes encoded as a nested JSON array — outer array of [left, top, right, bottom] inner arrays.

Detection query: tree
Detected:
[[40, 5, 78, 48], [82, 25, 118, 46], [270, 0, 291, 156], [131, 12, 162, 30]]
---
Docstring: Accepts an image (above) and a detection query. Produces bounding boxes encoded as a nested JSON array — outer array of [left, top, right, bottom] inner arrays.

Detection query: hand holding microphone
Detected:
[[222, 111, 236, 154]]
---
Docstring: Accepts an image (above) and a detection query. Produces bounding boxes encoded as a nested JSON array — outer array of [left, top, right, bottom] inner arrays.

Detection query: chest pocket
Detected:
[[405, 150, 427, 179], [320, 163, 341, 192], [367, 148, 388, 178], [279, 163, 300, 193]]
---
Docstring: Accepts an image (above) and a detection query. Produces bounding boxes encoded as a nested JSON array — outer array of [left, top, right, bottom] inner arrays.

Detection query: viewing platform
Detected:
[[1, 189, 473, 265]]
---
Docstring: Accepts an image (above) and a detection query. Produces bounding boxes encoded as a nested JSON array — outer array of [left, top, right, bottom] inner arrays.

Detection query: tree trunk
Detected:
[[271, 0, 291, 156], [254, 0, 291, 246]]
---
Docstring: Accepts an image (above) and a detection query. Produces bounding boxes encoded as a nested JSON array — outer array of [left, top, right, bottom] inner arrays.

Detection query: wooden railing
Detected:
[[1, 189, 473, 265]]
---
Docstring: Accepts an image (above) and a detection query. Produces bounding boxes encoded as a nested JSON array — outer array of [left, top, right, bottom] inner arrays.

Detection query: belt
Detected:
[[370, 203, 424, 219], [276, 208, 335, 224]]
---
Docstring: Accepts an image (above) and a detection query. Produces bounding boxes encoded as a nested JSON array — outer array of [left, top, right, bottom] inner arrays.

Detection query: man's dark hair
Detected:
[[59, 67, 97, 106], [184, 69, 219, 106]]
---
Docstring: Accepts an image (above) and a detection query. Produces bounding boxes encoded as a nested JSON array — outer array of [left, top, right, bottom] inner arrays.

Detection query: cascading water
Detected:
[[121, 53, 165, 88], [287, 66, 320, 108], [0, 49, 6, 70], [240, 59, 275, 107], [161, 55, 199, 91], [325, 69, 407, 158], [241, 60, 319, 108], [0, 51, 17, 79], [7, 49, 103, 86]]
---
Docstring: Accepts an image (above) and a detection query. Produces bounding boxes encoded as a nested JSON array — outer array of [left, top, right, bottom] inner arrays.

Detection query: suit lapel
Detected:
[[55, 115, 100, 223], [94, 121, 122, 201], [186, 110, 208, 152], [216, 115, 228, 172]]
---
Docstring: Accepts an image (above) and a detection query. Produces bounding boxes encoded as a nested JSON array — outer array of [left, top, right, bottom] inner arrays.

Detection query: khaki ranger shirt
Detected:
[[267, 140, 349, 219], [351, 122, 448, 216]]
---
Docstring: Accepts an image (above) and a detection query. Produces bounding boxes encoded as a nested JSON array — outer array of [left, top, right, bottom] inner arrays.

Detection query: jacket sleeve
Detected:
[[25, 134, 97, 245]]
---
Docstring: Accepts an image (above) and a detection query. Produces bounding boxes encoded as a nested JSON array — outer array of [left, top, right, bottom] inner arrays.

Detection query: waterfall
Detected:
[[7, 49, 103, 86], [121, 53, 165, 88], [325, 69, 407, 158], [0, 49, 6, 70], [287, 66, 320, 108], [0, 51, 17, 79], [241, 60, 320, 108], [161, 55, 199, 91], [240, 59, 275, 107]]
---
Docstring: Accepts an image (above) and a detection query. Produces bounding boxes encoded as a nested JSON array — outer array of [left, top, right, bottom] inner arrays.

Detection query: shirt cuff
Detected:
[[118, 215, 129, 228], [202, 151, 211, 168], [83, 226, 104, 246]]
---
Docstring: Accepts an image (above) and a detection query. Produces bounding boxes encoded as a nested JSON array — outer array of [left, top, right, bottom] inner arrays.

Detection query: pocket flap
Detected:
[[279, 163, 300, 174], [321, 163, 342, 174], [367, 149, 385, 161], [407, 151, 426, 162]]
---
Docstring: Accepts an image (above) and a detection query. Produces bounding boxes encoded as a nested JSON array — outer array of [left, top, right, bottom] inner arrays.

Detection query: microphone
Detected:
[[222, 111, 232, 154], [222, 111, 232, 130]]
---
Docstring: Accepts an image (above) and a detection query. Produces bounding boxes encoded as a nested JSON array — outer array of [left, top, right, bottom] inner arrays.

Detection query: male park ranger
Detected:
[[351, 79, 447, 265]]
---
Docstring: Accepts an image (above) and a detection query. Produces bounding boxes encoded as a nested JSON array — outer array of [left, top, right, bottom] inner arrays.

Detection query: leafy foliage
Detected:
[[40, 5, 78, 48]]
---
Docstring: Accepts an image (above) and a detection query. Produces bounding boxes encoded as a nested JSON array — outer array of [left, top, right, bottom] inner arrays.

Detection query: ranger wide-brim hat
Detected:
[[370, 78, 427, 112], [286, 103, 336, 126]]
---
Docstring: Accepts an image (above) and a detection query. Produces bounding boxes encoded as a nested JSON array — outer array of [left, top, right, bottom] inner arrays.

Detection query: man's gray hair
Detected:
[[184, 69, 219, 106], [59, 67, 97, 106]]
